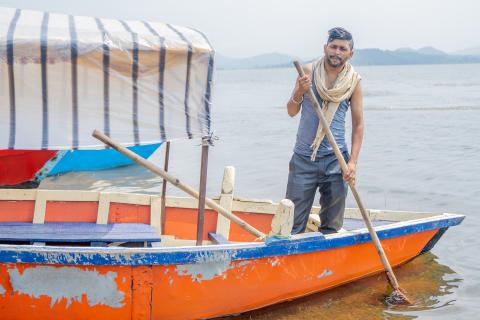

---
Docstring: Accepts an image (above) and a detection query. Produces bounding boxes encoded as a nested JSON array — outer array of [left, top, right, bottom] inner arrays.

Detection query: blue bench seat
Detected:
[[0, 222, 161, 247], [208, 232, 230, 245]]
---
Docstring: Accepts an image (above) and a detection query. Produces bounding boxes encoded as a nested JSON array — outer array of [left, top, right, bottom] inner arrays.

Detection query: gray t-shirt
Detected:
[[293, 67, 350, 157]]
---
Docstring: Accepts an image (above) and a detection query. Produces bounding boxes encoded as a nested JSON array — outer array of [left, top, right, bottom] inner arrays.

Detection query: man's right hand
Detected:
[[287, 68, 312, 117], [295, 75, 312, 97]]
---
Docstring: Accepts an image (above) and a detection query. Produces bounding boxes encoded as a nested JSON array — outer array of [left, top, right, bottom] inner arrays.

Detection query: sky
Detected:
[[0, 0, 478, 58]]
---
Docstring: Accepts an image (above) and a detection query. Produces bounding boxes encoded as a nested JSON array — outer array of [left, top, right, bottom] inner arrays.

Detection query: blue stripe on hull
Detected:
[[47, 143, 161, 175], [0, 214, 465, 266]]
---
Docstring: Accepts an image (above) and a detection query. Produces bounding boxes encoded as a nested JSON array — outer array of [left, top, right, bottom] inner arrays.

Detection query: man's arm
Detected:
[[287, 64, 312, 117], [343, 81, 364, 183]]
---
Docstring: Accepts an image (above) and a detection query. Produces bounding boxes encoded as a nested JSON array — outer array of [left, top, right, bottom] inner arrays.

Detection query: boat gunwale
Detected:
[[0, 212, 465, 266], [0, 188, 454, 220]]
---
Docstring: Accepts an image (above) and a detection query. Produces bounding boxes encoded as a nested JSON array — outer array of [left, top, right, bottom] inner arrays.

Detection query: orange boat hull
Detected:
[[0, 229, 436, 320], [0, 191, 464, 319]]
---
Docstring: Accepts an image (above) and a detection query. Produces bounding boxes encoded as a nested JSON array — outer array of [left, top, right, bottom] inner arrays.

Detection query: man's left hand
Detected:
[[343, 161, 356, 184]]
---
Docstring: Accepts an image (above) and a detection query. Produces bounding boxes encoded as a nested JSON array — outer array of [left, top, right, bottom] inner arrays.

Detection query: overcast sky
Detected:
[[0, 0, 478, 58]]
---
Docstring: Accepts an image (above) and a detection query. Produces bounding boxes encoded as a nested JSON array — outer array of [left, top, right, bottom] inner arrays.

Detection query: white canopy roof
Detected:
[[0, 7, 215, 149]]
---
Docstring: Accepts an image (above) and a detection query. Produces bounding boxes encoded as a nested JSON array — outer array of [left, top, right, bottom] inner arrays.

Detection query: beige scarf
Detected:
[[310, 57, 361, 161]]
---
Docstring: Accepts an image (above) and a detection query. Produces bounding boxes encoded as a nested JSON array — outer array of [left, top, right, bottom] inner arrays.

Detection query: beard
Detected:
[[326, 55, 346, 68]]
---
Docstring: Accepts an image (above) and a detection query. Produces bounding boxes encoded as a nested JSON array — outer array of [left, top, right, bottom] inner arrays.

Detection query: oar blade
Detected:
[[385, 289, 413, 306]]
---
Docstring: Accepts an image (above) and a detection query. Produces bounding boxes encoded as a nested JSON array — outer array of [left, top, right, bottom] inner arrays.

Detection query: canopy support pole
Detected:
[[197, 138, 208, 246], [160, 141, 170, 234], [196, 138, 209, 246]]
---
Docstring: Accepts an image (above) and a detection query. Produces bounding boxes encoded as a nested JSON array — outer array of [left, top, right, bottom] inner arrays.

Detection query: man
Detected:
[[286, 27, 364, 234]]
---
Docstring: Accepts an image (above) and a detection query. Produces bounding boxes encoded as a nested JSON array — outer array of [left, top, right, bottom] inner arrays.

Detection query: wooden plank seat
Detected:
[[0, 222, 161, 247], [208, 232, 230, 245]]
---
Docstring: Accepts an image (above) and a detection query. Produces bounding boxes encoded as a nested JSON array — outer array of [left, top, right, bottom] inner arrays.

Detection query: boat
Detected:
[[0, 185, 465, 319], [0, 144, 161, 187], [0, 6, 465, 320], [0, 150, 57, 187]]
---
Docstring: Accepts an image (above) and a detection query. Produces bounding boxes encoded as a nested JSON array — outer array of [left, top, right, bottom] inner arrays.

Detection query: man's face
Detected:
[[324, 39, 354, 68]]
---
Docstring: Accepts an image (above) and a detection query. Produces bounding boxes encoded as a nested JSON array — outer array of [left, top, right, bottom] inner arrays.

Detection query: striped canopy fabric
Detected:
[[0, 7, 214, 150]]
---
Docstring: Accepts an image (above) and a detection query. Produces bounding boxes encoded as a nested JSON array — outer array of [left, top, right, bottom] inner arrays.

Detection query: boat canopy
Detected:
[[0, 7, 214, 150]]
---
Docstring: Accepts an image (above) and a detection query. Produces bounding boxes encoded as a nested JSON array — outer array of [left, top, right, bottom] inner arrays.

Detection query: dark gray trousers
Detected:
[[286, 152, 349, 234]]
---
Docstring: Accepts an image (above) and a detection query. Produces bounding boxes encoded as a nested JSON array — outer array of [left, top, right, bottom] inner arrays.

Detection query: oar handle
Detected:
[[92, 130, 266, 239], [293, 61, 401, 291]]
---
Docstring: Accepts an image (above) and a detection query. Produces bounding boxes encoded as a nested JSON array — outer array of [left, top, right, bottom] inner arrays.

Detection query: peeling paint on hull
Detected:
[[175, 259, 253, 283], [318, 269, 333, 278], [8, 266, 125, 308], [176, 261, 231, 282]]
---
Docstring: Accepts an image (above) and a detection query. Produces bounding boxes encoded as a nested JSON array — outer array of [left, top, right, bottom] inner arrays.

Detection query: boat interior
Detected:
[[0, 182, 447, 248]]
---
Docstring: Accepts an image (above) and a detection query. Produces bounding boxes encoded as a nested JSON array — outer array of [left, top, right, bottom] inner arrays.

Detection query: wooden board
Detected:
[[0, 222, 161, 243], [208, 232, 230, 245]]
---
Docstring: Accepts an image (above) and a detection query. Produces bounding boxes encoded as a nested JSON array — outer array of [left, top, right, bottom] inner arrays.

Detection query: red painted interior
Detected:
[[45, 201, 99, 222], [164, 208, 218, 240], [0, 200, 35, 222], [0, 200, 275, 241], [229, 211, 273, 241], [108, 203, 150, 224]]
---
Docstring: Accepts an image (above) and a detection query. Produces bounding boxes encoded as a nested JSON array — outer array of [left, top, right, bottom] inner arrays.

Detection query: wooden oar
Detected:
[[92, 130, 266, 240], [293, 61, 411, 305]]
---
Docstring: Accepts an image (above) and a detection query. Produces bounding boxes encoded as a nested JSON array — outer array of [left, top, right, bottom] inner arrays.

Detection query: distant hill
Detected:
[[416, 46, 447, 55], [216, 47, 480, 69]]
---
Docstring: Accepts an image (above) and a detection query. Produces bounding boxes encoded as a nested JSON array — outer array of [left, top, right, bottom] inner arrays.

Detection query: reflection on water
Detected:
[[227, 253, 460, 320]]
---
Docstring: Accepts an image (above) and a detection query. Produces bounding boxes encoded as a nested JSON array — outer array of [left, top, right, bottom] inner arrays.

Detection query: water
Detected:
[[41, 63, 480, 319]]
